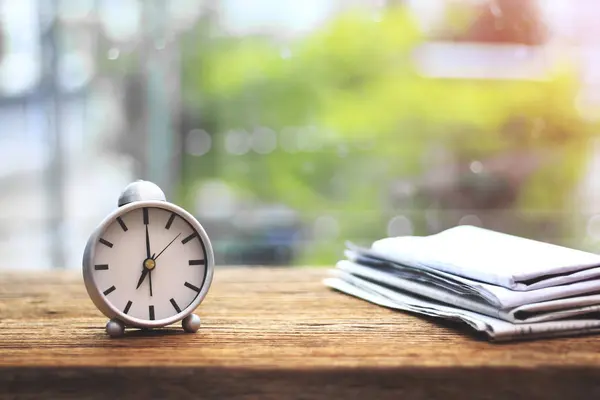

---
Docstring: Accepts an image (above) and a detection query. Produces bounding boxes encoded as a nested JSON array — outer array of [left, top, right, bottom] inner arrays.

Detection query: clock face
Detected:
[[91, 206, 209, 324]]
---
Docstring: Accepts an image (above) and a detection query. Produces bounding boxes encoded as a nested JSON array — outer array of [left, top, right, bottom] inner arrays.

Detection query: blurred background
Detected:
[[2, 0, 600, 270]]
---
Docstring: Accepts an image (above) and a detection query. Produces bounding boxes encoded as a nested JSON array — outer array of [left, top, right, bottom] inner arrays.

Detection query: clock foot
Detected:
[[182, 314, 201, 333], [106, 318, 125, 338]]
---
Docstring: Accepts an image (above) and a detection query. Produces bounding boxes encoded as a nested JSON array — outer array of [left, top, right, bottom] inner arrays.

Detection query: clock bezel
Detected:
[[82, 200, 215, 329]]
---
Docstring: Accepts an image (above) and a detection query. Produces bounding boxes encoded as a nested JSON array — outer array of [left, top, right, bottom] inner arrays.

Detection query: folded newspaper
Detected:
[[324, 225, 600, 342]]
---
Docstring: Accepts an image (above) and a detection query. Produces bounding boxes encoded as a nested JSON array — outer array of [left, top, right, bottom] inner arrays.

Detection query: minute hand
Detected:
[[153, 233, 182, 261], [145, 225, 151, 259]]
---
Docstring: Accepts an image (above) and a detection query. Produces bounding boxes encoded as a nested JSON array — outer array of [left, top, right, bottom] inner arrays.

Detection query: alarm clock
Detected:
[[82, 180, 215, 338]]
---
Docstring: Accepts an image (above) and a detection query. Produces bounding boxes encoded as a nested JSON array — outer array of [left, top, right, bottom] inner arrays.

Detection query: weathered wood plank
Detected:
[[2, 268, 600, 399]]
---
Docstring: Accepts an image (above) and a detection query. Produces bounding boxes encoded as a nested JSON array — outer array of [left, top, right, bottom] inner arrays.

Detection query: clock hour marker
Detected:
[[184, 281, 201, 293], [149, 305, 155, 320], [99, 238, 113, 248], [170, 298, 181, 313], [94, 264, 109, 270], [181, 232, 198, 245], [165, 213, 176, 230], [116, 216, 128, 232], [103, 285, 116, 296], [189, 259, 205, 266], [124, 300, 132, 314], [143, 208, 149, 225]]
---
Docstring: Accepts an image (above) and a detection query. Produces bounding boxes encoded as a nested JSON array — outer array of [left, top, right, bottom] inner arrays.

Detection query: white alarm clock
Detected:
[[82, 180, 214, 337]]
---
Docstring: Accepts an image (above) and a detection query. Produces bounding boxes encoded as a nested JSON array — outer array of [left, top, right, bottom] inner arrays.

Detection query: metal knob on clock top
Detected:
[[82, 180, 215, 338]]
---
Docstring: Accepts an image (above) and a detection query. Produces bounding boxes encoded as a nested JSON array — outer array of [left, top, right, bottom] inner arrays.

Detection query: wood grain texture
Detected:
[[2, 268, 600, 399]]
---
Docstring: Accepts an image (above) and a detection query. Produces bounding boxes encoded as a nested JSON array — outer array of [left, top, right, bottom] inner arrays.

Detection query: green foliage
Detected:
[[180, 5, 597, 264]]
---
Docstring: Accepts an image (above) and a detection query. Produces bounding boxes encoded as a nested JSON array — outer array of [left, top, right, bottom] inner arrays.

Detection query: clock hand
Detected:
[[145, 224, 151, 259], [136, 253, 156, 291], [135, 268, 149, 289], [153, 233, 182, 261], [148, 269, 153, 297]]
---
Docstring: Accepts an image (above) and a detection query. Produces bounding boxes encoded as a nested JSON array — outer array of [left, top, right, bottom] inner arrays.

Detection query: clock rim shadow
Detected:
[[115, 327, 189, 339]]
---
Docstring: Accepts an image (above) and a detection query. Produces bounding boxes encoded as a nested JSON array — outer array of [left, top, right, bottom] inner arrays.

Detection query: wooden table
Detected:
[[2, 268, 600, 399]]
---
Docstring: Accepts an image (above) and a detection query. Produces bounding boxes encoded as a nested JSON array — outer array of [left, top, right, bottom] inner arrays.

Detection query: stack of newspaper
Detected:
[[324, 225, 600, 342]]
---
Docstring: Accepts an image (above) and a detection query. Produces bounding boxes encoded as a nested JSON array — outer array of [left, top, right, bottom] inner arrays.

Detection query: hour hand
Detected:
[[135, 269, 149, 289]]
